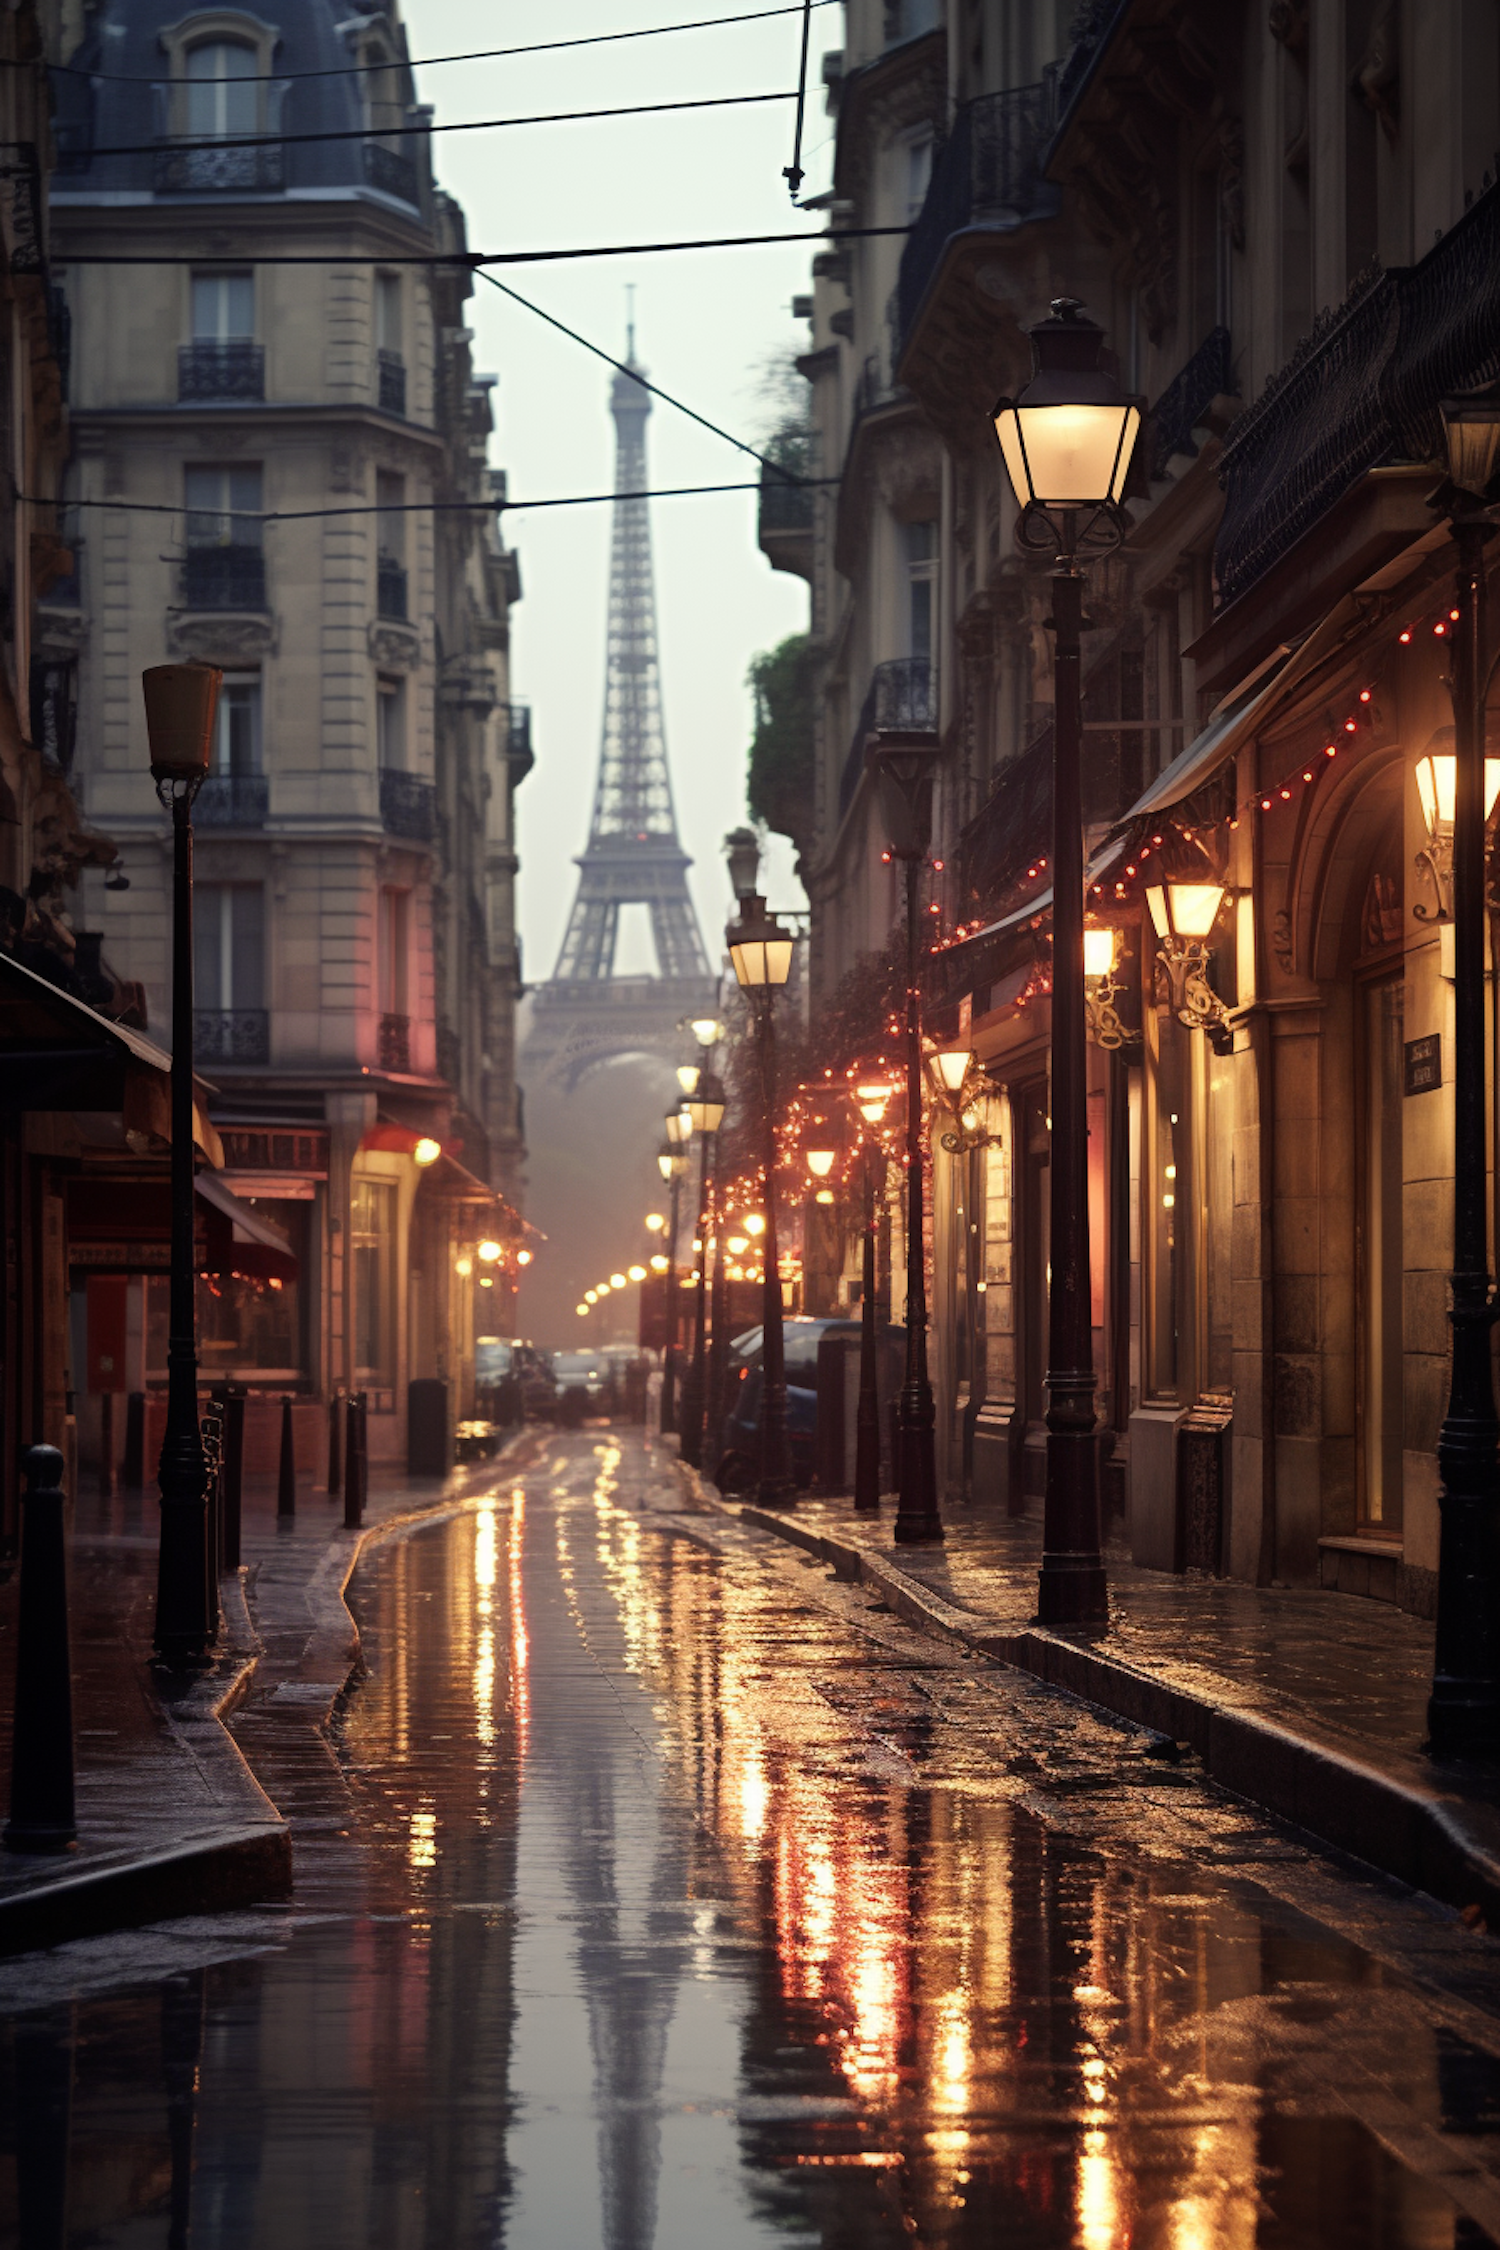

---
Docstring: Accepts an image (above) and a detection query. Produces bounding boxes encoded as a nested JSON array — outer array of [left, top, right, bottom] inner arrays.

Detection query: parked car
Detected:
[[475, 1337, 555, 1424], [551, 1349, 609, 1425], [714, 1316, 905, 1494]]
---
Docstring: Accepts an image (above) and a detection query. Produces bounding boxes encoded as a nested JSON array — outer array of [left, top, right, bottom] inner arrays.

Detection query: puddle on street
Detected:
[[1, 1437, 1497, 2246]]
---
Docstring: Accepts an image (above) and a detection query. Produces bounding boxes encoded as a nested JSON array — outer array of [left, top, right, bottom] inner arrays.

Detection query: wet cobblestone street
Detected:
[[6, 1431, 1500, 2246]]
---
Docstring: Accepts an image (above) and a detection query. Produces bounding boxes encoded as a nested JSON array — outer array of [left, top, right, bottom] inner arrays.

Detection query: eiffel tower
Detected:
[[526, 316, 716, 1089]]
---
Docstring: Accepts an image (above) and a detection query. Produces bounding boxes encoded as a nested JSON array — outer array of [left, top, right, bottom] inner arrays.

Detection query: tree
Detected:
[[746, 632, 816, 861]]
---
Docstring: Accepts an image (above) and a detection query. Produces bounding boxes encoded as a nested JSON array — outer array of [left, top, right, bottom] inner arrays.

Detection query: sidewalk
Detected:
[[680, 1470, 1500, 1928], [0, 1433, 535, 1956]]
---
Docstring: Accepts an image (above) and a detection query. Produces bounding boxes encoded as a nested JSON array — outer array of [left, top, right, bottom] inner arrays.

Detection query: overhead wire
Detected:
[[56, 224, 909, 267], [27, 483, 840, 524], [38, 1, 840, 85], [70, 86, 797, 163]]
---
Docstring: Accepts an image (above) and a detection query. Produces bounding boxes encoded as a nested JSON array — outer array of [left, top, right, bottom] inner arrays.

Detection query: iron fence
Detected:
[[182, 545, 267, 611], [897, 83, 1058, 352], [194, 774, 268, 827], [379, 768, 436, 841], [194, 1009, 269, 1064], [364, 142, 418, 204], [179, 340, 265, 402], [840, 658, 939, 820], [1148, 327, 1235, 481], [154, 143, 285, 194]]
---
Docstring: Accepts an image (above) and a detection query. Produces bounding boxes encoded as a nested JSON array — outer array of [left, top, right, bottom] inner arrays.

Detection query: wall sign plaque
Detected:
[[1404, 1034, 1442, 1095]]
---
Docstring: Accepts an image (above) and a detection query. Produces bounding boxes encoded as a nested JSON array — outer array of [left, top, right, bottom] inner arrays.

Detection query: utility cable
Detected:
[[25, 482, 839, 524], [56, 223, 909, 267], [474, 270, 804, 484], [72, 87, 796, 163], [39, 1, 840, 85]]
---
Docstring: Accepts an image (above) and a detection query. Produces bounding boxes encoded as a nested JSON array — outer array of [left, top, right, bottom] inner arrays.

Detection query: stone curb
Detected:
[[679, 1469, 1500, 1928], [0, 1435, 543, 1959]]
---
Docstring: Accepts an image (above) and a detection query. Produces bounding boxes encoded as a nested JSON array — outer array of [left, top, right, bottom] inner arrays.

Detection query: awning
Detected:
[[1108, 593, 1363, 831], [0, 948, 222, 1162], [196, 1172, 300, 1282], [925, 833, 1130, 1014], [66, 1171, 298, 1280]]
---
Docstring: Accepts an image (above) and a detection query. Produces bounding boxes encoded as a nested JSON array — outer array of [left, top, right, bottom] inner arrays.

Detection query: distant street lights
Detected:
[[992, 296, 1141, 1626], [142, 663, 222, 1665], [726, 870, 797, 1508], [658, 1108, 692, 1431], [678, 1060, 725, 1469]]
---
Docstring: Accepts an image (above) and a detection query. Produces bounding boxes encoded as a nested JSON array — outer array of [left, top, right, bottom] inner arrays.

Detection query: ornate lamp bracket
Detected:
[[1157, 940, 1233, 1053], [1414, 834, 1454, 923], [1084, 967, 1135, 1051]]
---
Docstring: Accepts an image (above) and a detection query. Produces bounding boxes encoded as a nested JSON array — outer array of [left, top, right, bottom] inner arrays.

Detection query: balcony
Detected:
[[896, 84, 1059, 358], [181, 545, 267, 612], [758, 458, 815, 581], [839, 658, 938, 821], [154, 142, 285, 195], [194, 1008, 269, 1065], [179, 339, 265, 403], [378, 1012, 411, 1073], [364, 141, 418, 205], [377, 558, 408, 621], [379, 767, 436, 842], [377, 350, 407, 417], [1147, 328, 1236, 482], [507, 702, 535, 783], [194, 773, 268, 827]]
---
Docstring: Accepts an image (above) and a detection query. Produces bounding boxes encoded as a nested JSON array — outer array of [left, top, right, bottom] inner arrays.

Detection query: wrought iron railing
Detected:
[[378, 1012, 411, 1072], [436, 1021, 461, 1087], [377, 558, 408, 620], [194, 1008, 269, 1064], [897, 83, 1058, 351], [1148, 327, 1235, 481], [194, 774, 268, 827], [758, 456, 815, 535], [182, 545, 267, 611], [364, 142, 418, 204], [508, 702, 533, 766], [1216, 180, 1500, 605], [154, 143, 285, 195], [377, 350, 407, 417], [29, 656, 77, 774], [179, 339, 265, 402], [379, 768, 436, 841], [839, 658, 939, 819]]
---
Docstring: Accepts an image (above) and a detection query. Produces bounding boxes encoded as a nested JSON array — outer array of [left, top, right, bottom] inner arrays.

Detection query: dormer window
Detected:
[[185, 40, 256, 139]]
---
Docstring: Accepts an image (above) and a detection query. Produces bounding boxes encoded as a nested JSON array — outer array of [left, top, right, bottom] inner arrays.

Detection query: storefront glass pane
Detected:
[[353, 1176, 396, 1386], [1362, 976, 1404, 1528], [1147, 1007, 1187, 1401]]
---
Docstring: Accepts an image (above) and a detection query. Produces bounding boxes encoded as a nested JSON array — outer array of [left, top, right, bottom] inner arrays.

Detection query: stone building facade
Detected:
[[51, 0, 530, 1458], [770, 0, 1500, 1614]]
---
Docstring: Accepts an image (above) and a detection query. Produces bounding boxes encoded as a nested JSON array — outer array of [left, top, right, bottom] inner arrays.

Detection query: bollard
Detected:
[[122, 1390, 146, 1489], [326, 1386, 343, 1499], [4, 1446, 76, 1853], [277, 1394, 297, 1519], [343, 1392, 365, 1530], [221, 1388, 245, 1570]]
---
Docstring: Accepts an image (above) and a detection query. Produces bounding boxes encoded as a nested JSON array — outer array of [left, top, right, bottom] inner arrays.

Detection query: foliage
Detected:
[[746, 632, 817, 860]]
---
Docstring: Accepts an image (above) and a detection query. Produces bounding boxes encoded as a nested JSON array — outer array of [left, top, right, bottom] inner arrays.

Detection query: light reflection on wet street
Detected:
[[6, 1431, 1500, 2245]]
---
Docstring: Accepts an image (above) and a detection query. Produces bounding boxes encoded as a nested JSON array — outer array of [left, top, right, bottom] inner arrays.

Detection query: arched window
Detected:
[[185, 40, 256, 139]]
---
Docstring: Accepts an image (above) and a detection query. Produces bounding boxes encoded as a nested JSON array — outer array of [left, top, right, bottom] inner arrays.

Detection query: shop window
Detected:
[[980, 1100, 1014, 1405], [146, 1200, 307, 1379], [352, 1175, 396, 1386], [1145, 1005, 1189, 1402]]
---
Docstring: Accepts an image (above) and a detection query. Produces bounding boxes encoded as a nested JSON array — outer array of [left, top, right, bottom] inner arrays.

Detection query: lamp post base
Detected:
[[1035, 1555, 1109, 1628]]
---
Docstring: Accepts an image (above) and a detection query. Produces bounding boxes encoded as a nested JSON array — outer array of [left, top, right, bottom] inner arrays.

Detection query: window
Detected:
[[905, 133, 933, 223], [378, 887, 410, 1017], [905, 520, 936, 666], [186, 462, 262, 549], [352, 1176, 396, 1385], [1144, 1007, 1188, 1401], [195, 884, 264, 1011], [213, 674, 261, 774], [377, 676, 405, 769], [376, 272, 402, 357], [192, 270, 253, 340], [376, 469, 404, 561], [185, 41, 257, 139]]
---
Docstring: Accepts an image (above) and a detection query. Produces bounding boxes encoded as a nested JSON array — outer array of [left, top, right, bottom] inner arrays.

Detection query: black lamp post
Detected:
[[869, 739, 945, 1542], [727, 890, 797, 1507], [852, 1081, 894, 1510], [992, 296, 1141, 1626], [678, 1065, 725, 1470], [143, 662, 222, 1665], [658, 1115, 690, 1432], [1427, 386, 1500, 1757]]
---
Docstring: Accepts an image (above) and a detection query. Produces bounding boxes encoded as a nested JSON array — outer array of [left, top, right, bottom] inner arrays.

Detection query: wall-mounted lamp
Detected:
[[1145, 876, 1232, 1052], [1414, 736, 1500, 923], [1083, 924, 1132, 1051], [924, 1044, 999, 1153]]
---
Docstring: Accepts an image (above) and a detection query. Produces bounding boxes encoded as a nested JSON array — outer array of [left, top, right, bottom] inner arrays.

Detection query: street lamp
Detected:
[[727, 890, 797, 1506], [992, 296, 1142, 1626], [850, 1082, 893, 1511], [679, 1067, 725, 1468], [1428, 382, 1500, 1757], [659, 1116, 692, 1431], [1143, 871, 1232, 1048], [869, 734, 945, 1541], [143, 661, 221, 1664]]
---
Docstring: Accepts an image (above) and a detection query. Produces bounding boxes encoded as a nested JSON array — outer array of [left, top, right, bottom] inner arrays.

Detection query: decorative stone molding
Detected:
[[167, 610, 278, 662], [367, 618, 420, 671], [439, 653, 498, 714]]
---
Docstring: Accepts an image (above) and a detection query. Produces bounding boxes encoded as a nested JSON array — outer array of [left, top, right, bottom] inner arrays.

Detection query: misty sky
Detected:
[[405, 0, 835, 979]]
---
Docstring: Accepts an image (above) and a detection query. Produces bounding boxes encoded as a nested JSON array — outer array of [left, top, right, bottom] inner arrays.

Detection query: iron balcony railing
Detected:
[[897, 83, 1059, 352], [758, 457, 815, 536], [378, 1012, 411, 1072], [379, 767, 436, 841], [1148, 327, 1235, 481], [364, 142, 418, 204], [377, 558, 408, 621], [179, 339, 265, 402], [182, 545, 267, 611], [194, 774, 268, 827], [377, 351, 407, 416], [194, 1008, 269, 1064], [154, 142, 285, 195], [839, 658, 939, 820], [507, 703, 534, 781], [1216, 178, 1500, 606]]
